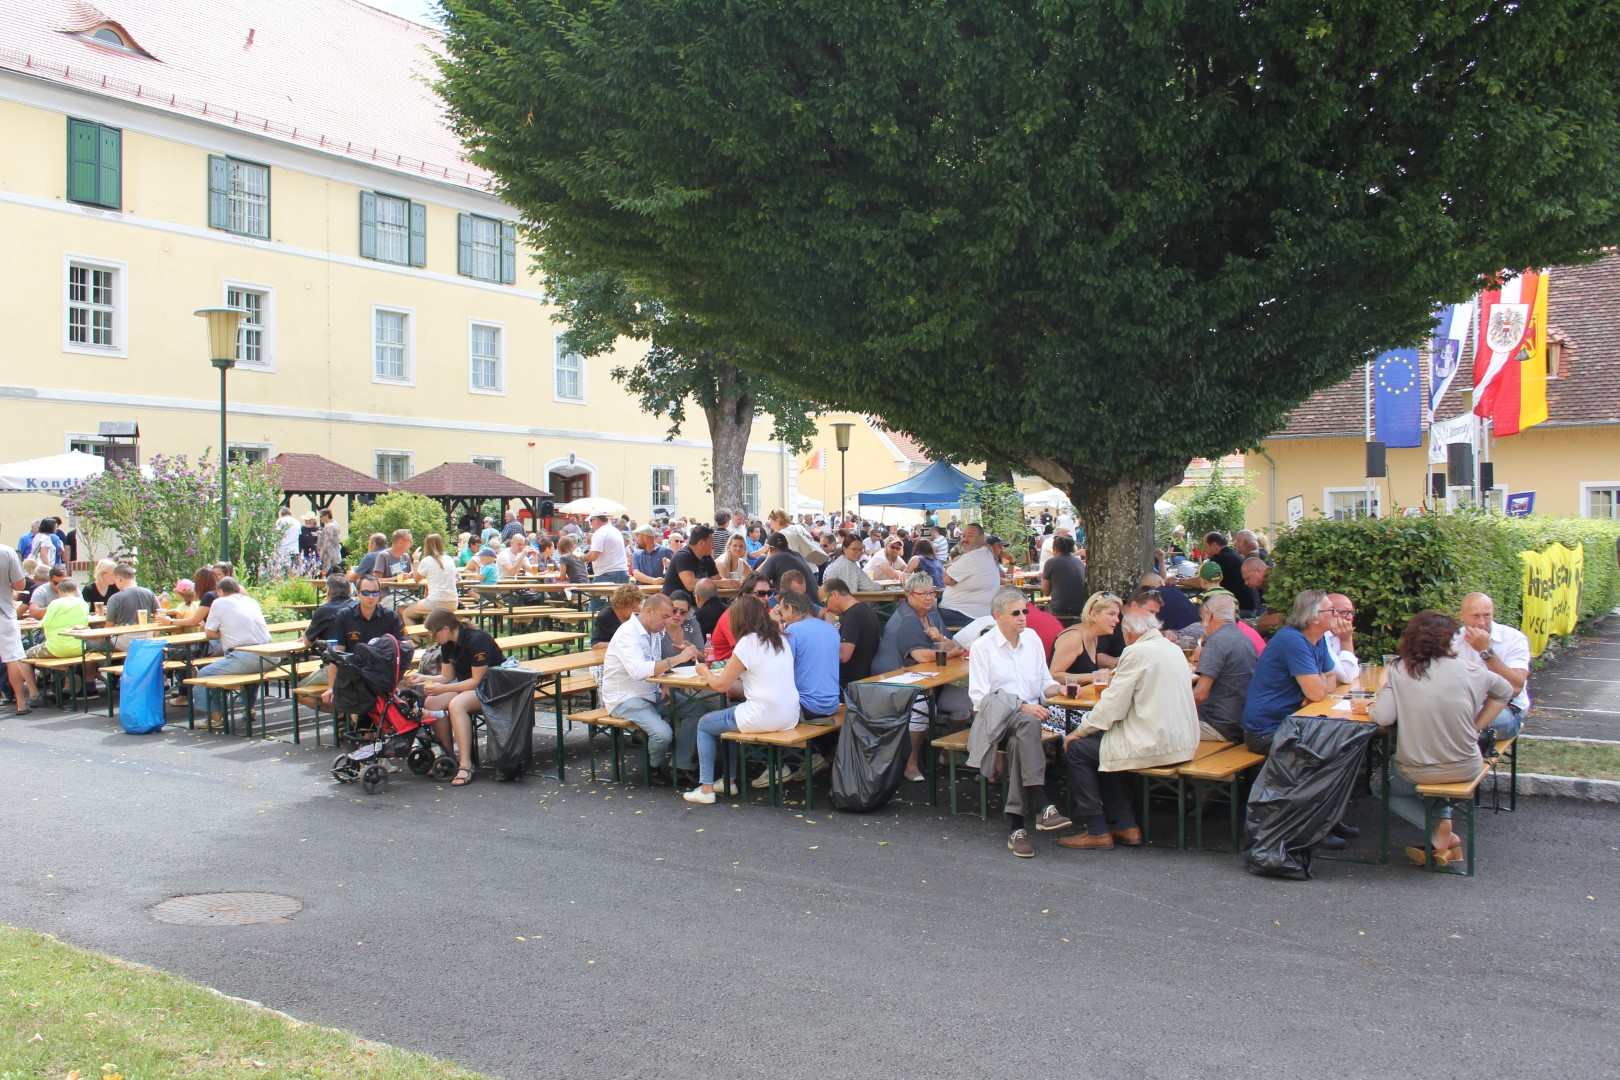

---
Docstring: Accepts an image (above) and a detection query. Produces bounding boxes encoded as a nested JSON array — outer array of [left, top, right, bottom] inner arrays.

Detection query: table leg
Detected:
[[553, 671, 566, 781]]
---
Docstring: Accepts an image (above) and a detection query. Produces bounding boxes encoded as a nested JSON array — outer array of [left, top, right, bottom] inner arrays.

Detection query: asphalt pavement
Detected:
[[2, 703, 1617, 1079], [1527, 613, 1620, 741]]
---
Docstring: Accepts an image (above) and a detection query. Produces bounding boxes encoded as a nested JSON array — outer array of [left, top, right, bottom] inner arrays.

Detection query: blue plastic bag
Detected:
[[119, 638, 167, 734]]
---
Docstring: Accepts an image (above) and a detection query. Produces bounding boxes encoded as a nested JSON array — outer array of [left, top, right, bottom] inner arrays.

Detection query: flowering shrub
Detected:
[[62, 452, 285, 587]]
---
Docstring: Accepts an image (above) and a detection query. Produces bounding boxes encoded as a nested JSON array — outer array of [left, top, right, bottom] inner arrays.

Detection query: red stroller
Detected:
[[326, 635, 457, 794]]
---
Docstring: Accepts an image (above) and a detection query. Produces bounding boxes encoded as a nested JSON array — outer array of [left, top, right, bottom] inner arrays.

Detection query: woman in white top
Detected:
[[865, 536, 910, 582], [713, 532, 752, 580], [404, 533, 459, 621], [683, 594, 799, 803]]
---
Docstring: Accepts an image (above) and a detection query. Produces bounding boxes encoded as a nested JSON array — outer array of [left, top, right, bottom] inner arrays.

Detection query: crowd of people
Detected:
[[3, 504, 1533, 868]]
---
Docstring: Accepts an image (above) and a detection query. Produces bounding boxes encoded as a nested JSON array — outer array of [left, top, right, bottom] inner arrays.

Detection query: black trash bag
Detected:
[[476, 666, 541, 781], [1243, 714, 1377, 880], [831, 682, 920, 813]]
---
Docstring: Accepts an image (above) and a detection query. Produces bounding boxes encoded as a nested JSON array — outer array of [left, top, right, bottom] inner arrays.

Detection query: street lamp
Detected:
[[832, 421, 854, 524], [195, 307, 248, 562]]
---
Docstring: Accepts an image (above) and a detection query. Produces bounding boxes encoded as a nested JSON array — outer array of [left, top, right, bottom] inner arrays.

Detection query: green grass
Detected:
[[1518, 737, 1620, 782], [0, 926, 491, 1079]]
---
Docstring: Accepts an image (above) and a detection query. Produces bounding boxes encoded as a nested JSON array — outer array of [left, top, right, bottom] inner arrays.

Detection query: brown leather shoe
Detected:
[[1110, 826, 1144, 847], [1057, 831, 1114, 850]]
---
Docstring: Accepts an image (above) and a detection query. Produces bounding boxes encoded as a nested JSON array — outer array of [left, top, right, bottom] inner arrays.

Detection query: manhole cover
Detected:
[[147, 892, 301, 926]]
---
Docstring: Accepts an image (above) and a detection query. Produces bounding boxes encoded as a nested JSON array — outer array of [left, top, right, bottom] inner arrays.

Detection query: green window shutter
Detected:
[[409, 202, 427, 267], [67, 119, 98, 204], [457, 213, 473, 276], [207, 155, 230, 229], [500, 221, 516, 284], [97, 126, 120, 209], [359, 191, 378, 259]]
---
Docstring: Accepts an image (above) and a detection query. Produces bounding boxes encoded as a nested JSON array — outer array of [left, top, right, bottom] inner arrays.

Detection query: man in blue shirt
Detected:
[[630, 525, 674, 585], [1240, 589, 1336, 756]]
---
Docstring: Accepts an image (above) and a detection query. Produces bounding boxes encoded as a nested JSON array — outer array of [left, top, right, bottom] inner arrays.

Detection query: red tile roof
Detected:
[[0, 0, 489, 189], [877, 424, 933, 464], [393, 462, 550, 499], [269, 452, 390, 495], [1275, 254, 1619, 438]]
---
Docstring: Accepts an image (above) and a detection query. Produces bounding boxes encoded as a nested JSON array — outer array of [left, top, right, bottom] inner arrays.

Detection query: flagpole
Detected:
[[1364, 361, 1374, 516]]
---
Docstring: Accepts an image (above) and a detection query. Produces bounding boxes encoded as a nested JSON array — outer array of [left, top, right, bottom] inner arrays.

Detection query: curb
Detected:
[[1514, 771, 1620, 803]]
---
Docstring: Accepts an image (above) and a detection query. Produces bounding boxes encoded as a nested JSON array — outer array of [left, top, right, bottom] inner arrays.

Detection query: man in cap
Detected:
[[630, 524, 674, 585]]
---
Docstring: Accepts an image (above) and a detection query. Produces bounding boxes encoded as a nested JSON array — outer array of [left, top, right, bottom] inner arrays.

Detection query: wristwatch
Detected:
[[1478, 648, 1496, 661]]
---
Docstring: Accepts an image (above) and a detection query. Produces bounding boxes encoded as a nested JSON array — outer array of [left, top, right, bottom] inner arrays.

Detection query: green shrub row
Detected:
[[1267, 513, 1620, 659]]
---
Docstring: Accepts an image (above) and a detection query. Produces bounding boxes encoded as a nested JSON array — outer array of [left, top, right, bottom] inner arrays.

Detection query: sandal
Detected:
[[450, 766, 475, 787]]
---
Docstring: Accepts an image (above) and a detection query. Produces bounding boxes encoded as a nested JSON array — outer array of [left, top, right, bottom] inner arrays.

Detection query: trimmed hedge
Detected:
[[1268, 514, 1620, 660]]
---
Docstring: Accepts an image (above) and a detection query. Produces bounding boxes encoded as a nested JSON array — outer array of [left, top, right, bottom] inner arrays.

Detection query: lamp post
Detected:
[[832, 421, 854, 525], [195, 307, 248, 562]]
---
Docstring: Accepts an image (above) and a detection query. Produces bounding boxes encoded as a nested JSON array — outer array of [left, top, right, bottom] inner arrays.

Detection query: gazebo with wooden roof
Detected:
[[270, 452, 391, 512], [392, 462, 552, 531]]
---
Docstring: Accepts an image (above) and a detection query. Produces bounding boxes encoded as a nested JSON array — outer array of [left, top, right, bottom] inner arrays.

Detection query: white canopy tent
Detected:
[[0, 450, 106, 492], [792, 493, 824, 514], [1022, 487, 1071, 509]]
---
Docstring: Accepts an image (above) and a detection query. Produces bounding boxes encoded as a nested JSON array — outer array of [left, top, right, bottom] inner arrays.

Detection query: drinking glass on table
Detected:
[[1359, 662, 1382, 695], [1093, 668, 1112, 688]]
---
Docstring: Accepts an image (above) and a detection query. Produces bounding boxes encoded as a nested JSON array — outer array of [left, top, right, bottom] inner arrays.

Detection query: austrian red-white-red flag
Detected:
[[1472, 271, 1539, 424]]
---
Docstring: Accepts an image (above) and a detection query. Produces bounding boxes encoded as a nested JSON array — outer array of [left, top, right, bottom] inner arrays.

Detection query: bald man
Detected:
[[1323, 593, 1360, 685], [1453, 592, 1531, 742]]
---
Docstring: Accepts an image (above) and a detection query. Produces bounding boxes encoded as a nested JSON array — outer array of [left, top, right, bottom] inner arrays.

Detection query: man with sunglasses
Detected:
[[968, 587, 1074, 856], [323, 573, 404, 693]]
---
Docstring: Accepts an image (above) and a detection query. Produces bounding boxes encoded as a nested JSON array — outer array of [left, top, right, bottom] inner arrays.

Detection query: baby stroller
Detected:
[[326, 634, 457, 794]]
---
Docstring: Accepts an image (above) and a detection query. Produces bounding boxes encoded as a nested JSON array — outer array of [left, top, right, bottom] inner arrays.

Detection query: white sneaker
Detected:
[[749, 770, 775, 790], [682, 787, 716, 805], [810, 752, 830, 776], [715, 778, 739, 796]]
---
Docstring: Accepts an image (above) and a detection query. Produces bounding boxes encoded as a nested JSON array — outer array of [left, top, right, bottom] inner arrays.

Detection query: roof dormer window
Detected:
[[71, 22, 154, 59]]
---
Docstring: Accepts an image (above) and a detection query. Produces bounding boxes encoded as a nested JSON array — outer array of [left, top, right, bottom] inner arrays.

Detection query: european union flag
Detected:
[[1374, 349, 1422, 448]]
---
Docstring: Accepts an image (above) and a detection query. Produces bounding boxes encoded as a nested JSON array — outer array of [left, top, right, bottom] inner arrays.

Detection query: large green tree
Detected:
[[547, 268, 821, 517], [437, 0, 1620, 592]]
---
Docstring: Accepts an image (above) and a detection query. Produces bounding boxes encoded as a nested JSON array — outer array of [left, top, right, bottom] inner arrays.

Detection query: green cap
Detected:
[[1198, 559, 1223, 581]]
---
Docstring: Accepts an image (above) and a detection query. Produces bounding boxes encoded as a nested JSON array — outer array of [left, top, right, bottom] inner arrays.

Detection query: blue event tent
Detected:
[[856, 461, 982, 510]]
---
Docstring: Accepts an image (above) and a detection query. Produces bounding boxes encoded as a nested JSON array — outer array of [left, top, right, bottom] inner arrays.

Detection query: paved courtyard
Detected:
[[3, 699, 1616, 1080]]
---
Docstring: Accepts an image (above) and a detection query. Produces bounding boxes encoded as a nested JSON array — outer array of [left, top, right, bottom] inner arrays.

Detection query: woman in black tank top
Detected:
[[1048, 593, 1122, 685]]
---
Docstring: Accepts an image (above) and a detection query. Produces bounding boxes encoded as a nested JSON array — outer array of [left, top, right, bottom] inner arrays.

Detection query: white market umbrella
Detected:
[[0, 450, 106, 492], [556, 496, 630, 518], [1154, 498, 1176, 514], [793, 493, 824, 514], [1022, 487, 1071, 509]]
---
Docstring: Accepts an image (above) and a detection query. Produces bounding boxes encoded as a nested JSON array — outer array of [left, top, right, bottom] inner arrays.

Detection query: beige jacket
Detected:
[[1080, 627, 1201, 771]]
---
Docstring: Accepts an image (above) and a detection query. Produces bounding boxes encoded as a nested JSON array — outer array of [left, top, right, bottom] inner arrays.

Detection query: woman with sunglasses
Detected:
[[665, 589, 706, 654], [1048, 591, 1122, 687], [683, 593, 799, 804]]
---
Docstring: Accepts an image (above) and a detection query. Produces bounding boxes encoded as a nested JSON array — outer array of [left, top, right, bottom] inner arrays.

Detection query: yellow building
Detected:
[[1246, 255, 1620, 528], [0, 0, 801, 538]]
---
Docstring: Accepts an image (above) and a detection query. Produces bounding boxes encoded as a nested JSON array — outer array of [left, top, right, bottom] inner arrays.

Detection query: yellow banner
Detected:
[[1519, 541, 1584, 655]]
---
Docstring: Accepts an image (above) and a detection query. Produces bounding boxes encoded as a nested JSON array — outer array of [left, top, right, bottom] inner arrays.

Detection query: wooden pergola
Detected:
[[392, 462, 552, 532], [270, 452, 391, 513]]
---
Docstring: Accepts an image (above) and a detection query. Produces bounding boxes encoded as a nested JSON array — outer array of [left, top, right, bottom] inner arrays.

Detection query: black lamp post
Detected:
[[195, 307, 248, 562], [832, 422, 853, 524]]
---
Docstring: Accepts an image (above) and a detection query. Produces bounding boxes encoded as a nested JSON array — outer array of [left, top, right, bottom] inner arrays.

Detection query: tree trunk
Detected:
[[705, 364, 754, 519], [1068, 473, 1176, 598]]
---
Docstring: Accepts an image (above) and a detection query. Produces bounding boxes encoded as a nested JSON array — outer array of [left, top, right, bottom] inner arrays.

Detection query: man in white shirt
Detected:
[[275, 506, 301, 560], [583, 510, 630, 583], [1454, 592, 1531, 740], [190, 577, 274, 730], [496, 534, 538, 577], [602, 592, 697, 784], [940, 523, 999, 627], [1038, 520, 1074, 570], [967, 587, 1073, 857], [1323, 592, 1361, 685]]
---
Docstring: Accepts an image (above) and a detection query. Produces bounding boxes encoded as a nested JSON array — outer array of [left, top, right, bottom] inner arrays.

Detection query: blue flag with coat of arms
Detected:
[[1374, 349, 1423, 448]]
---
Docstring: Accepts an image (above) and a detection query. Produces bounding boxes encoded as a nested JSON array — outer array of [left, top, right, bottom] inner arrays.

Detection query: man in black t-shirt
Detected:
[[758, 532, 814, 591], [692, 578, 726, 638], [823, 580, 879, 685], [663, 524, 719, 595], [1204, 532, 1258, 614], [300, 574, 354, 688], [330, 574, 405, 651]]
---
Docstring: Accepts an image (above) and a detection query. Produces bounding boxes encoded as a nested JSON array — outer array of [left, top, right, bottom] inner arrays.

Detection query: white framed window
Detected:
[[208, 156, 270, 239], [471, 456, 506, 475], [1324, 487, 1381, 520], [375, 194, 410, 265], [63, 254, 126, 356], [1580, 482, 1620, 519], [467, 215, 499, 281], [554, 334, 585, 402], [374, 450, 413, 484], [66, 434, 110, 457], [1447, 485, 1508, 514], [372, 304, 414, 385], [650, 466, 677, 517], [227, 443, 272, 466], [468, 320, 505, 395], [741, 472, 762, 519], [224, 281, 274, 370]]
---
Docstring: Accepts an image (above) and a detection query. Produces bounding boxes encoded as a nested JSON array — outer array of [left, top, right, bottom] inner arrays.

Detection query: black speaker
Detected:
[[1431, 472, 1448, 498], [1446, 443, 1474, 487], [1365, 441, 1387, 478], [1478, 462, 1495, 491]]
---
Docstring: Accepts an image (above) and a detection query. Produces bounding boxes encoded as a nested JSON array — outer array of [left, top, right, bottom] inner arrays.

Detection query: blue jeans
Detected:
[[610, 695, 673, 767], [190, 651, 273, 715], [695, 706, 741, 785], [594, 570, 629, 584], [1389, 771, 1452, 831], [1486, 704, 1523, 742]]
